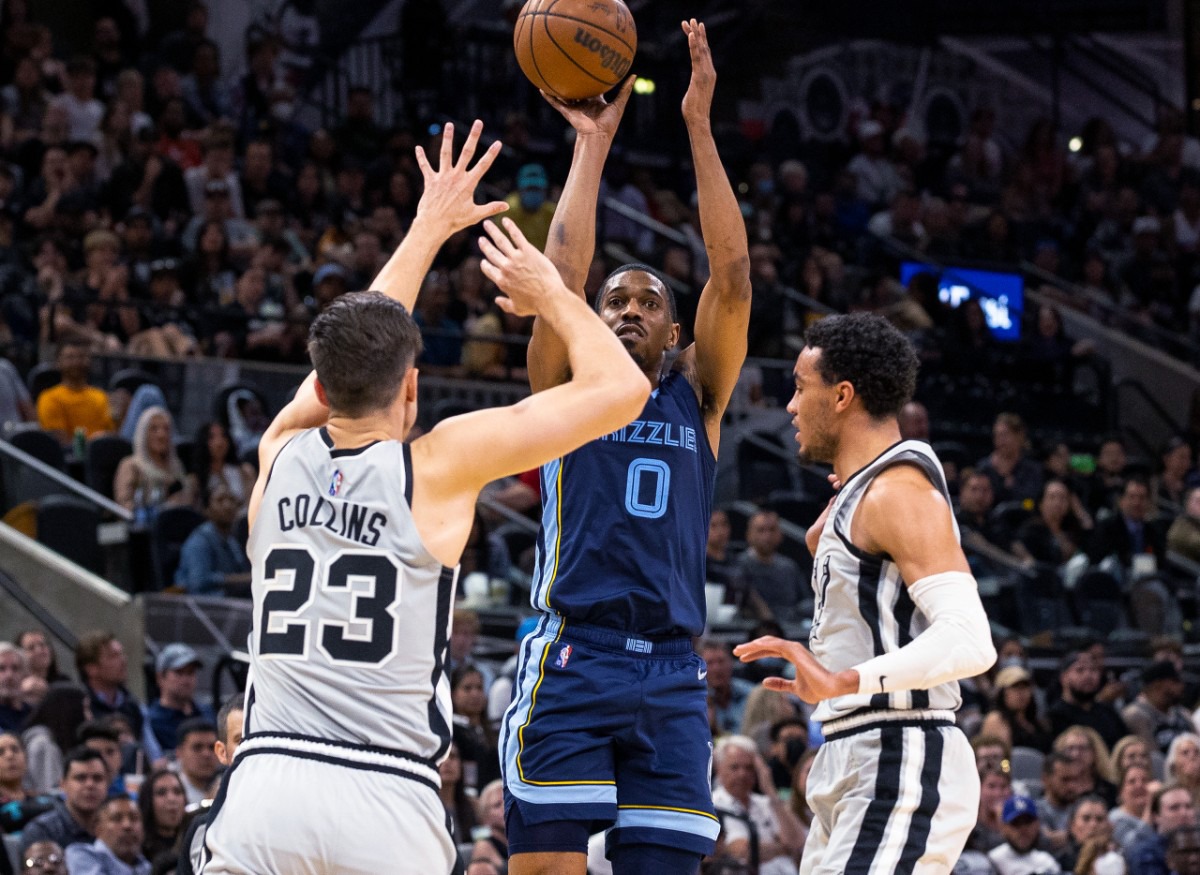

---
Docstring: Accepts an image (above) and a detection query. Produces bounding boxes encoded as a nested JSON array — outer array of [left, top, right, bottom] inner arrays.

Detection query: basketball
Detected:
[[513, 0, 637, 101]]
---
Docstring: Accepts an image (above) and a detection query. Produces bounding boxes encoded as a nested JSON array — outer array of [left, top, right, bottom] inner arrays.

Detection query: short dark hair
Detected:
[[803, 314, 919, 419], [1043, 749, 1076, 777], [96, 792, 135, 816], [216, 694, 243, 746], [63, 745, 107, 779], [76, 720, 120, 745], [598, 263, 678, 323], [75, 630, 117, 680], [307, 291, 423, 417], [769, 717, 808, 743], [176, 718, 217, 747]]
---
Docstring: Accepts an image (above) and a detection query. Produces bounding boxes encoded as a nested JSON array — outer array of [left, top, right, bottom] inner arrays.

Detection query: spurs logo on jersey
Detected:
[[245, 428, 458, 761], [808, 440, 962, 724]]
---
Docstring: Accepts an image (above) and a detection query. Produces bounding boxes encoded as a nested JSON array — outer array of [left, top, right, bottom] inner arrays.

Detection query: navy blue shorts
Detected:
[[499, 614, 719, 857]]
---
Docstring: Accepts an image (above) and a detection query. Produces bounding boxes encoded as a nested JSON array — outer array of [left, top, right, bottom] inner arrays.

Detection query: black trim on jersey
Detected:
[[837, 439, 907, 495], [855, 557, 890, 710], [426, 565, 456, 761], [845, 724, 905, 872], [262, 432, 302, 493], [241, 730, 438, 770], [243, 684, 256, 736], [319, 426, 382, 458], [894, 726, 944, 875], [237, 746, 439, 793], [199, 735, 245, 871], [402, 442, 414, 506], [892, 585, 929, 710], [822, 717, 954, 742]]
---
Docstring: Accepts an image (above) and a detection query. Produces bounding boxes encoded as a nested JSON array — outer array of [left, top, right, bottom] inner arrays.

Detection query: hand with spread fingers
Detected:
[[733, 635, 858, 704], [478, 218, 570, 317], [541, 76, 636, 142], [413, 120, 509, 236]]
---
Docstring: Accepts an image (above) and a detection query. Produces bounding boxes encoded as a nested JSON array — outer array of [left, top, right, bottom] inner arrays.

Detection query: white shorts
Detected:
[[200, 735, 457, 875], [802, 711, 978, 875]]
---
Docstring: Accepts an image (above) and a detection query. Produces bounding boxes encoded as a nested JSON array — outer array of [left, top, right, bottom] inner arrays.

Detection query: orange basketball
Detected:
[[514, 0, 637, 101]]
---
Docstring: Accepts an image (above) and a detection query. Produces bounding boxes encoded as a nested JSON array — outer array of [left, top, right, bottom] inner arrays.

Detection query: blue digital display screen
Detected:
[[900, 262, 1025, 342]]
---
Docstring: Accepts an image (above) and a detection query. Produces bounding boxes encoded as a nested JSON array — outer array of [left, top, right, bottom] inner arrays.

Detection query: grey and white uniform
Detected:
[[802, 440, 979, 875], [201, 427, 459, 875]]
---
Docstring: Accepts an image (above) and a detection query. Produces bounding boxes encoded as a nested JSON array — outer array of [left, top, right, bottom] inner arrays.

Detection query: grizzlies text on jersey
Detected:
[[529, 370, 715, 636]]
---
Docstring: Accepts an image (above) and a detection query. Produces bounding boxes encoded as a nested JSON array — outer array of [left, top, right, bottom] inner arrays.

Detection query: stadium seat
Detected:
[[25, 362, 60, 400], [85, 435, 132, 499], [7, 428, 66, 472], [1069, 570, 1127, 636], [36, 495, 103, 575], [1010, 746, 1044, 784], [151, 506, 206, 590], [736, 432, 795, 503]]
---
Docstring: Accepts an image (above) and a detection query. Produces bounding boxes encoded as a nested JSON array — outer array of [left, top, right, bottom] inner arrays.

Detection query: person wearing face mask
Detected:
[[766, 717, 808, 790], [504, 163, 556, 252]]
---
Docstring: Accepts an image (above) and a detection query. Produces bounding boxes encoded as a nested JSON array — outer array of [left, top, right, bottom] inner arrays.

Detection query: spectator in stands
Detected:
[[1168, 486, 1200, 563], [180, 40, 232, 130], [17, 840, 67, 875], [1167, 735, 1200, 805], [171, 719, 217, 805], [469, 780, 508, 869], [174, 483, 250, 596], [77, 721, 125, 797], [1122, 661, 1195, 754], [1087, 436, 1129, 515], [1055, 795, 1113, 872], [504, 164, 555, 252], [764, 717, 808, 791], [1049, 651, 1128, 750], [976, 412, 1044, 505], [979, 664, 1053, 752], [436, 743, 476, 846], [450, 664, 499, 795], [75, 633, 158, 765], [1167, 825, 1200, 875], [182, 179, 255, 261], [1128, 784, 1198, 875], [447, 609, 487, 682], [735, 510, 806, 621], [175, 695, 241, 875], [0, 354, 34, 430], [1038, 751, 1088, 849], [113, 406, 193, 515], [0, 731, 57, 834], [51, 57, 103, 145], [20, 747, 108, 854], [1152, 436, 1196, 515], [1052, 725, 1117, 803], [706, 508, 749, 610], [192, 219, 237, 306], [137, 769, 186, 866], [990, 794, 1062, 874], [35, 339, 116, 446], [64, 793, 151, 875], [146, 644, 213, 756], [702, 638, 754, 736], [847, 120, 904, 208], [1110, 763, 1155, 853], [0, 643, 29, 733], [955, 467, 1011, 564], [21, 684, 89, 795], [1087, 477, 1167, 575], [968, 763, 1011, 853], [711, 735, 805, 875], [1013, 478, 1093, 567], [1112, 735, 1154, 778], [332, 86, 383, 163], [897, 399, 930, 442]]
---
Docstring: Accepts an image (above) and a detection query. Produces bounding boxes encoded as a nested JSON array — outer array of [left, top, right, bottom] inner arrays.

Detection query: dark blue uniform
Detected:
[[499, 370, 720, 857]]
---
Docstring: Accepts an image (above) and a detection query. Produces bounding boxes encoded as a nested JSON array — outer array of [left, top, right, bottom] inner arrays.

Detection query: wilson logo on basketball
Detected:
[[573, 28, 632, 77]]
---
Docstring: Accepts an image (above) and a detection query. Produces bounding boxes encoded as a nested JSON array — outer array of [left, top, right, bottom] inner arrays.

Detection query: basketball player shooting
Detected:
[[498, 20, 751, 875], [734, 313, 998, 874], [199, 124, 651, 875]]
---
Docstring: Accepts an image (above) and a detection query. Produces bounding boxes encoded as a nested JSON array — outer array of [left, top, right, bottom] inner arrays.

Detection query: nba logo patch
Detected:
[[328, 469, 343, 497], [555, 644, 573, 669]]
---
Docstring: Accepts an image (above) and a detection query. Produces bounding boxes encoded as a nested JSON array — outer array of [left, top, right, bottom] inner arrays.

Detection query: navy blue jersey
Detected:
[[529, 369, 715, 636]]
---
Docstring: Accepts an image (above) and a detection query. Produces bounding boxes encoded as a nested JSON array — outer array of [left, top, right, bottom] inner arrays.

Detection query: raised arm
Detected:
[[416, 218, 649, 490], [527, 78, 635, 393], [368, 121, 508, 310], [674, 21, 751, 453]]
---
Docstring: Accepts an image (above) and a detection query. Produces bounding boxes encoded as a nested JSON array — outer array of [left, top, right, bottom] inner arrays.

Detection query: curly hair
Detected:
[[803, 314, 918, 418]]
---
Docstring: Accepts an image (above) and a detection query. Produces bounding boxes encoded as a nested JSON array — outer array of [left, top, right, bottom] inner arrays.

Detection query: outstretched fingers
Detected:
[[761, 677, 794, 693], [439, 122, 455, 170], [481, 219, 517, 257], [733, 635, 788, 662], [456, 119, 484, 169], [414, 145, 433, 180]]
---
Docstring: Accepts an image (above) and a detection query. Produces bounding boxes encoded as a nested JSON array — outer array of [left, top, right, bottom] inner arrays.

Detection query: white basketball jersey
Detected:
[[245, 427, 458, 761], [809, 440, 962, 724]]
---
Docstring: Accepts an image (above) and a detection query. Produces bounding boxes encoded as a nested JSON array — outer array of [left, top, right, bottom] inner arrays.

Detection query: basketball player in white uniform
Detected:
[[736, 313, 997, 875], [200, 124, 651, 875]]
